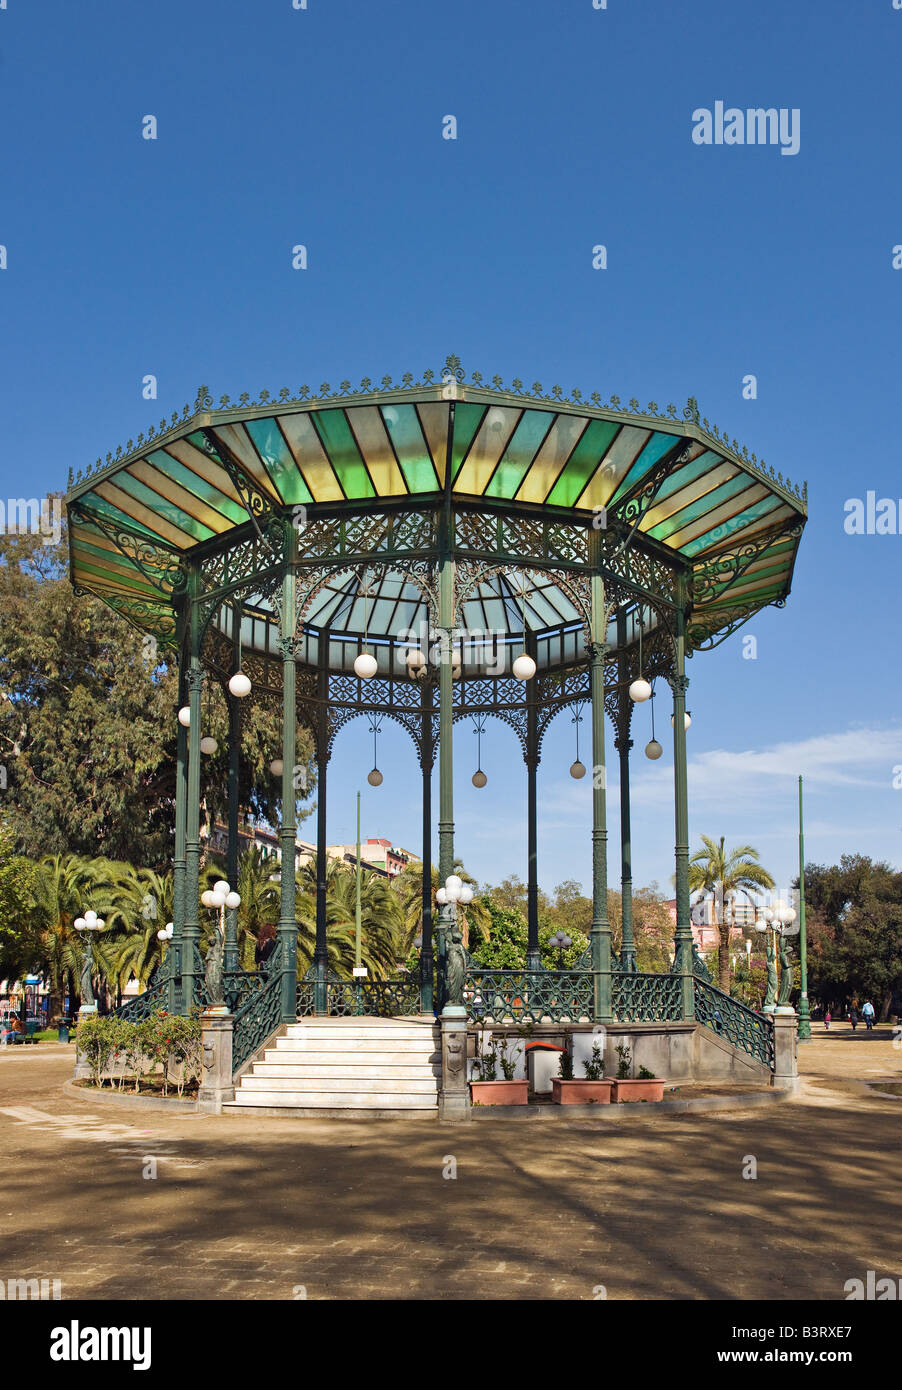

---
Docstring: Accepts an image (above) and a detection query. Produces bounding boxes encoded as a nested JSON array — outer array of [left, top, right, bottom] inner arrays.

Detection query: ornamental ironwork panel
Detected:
[[325, 972, 421, 1017], [296, 982, 317, 1017], [612, 971, 683, 1022], [232, 969, 285, 1074], [694, 979, 775, 1068], [113, 978, 171, 1023], [465, 969, 594, 1024]]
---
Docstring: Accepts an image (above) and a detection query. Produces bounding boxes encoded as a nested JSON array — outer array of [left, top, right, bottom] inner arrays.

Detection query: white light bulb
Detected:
[[200, 736, 218, 754], [445, 875, 463, 895], [228, 671, 252, 698], [210, 891, 226, 909], [459, 884, 474, 905], [270, 758, 284, 777], [201, 890, 216, 908], [629, 678, 652, 703], [512, 653, 536, 681], [367, 767, 383, 786], [570, 760, 586, 780], [354, 652, 378, 680], [435, 888, 447, 905], [472, 769, 487, 788], [225, 891, 241, 909], [84, 911, 97, 926], [645, 739, 663, 760], [214, 880, 230, 895], [177, 705, 192, 727], [74, 917, 86, 930], [670, 712, 692, 731]]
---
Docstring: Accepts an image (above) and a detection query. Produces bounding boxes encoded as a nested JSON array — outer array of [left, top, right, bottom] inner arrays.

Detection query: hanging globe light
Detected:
[[269, 758, 284, 777], [645, 739, 663, 760], [200, 736, 218, 754], [405, 648, 426, 674], [354, 651, 378, 680], [670, 711, 692, 730], [629, 678, 652, 702], [367, 767, 383, 786], [177, 706, 191, 727], [570, 760, 586, 780], [228, 671, 251, 698], [472, 769, 487, 788], [512, 653, 536, 681]]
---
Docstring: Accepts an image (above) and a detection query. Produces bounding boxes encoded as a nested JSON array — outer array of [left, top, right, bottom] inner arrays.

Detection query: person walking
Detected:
[[824, 1009, 831, 1032], [861, 1000, 875, 1030], [849, 1005, 859, 1031]]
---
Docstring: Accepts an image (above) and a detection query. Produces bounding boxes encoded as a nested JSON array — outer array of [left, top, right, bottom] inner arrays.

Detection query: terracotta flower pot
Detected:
[[551, 1079, 613, 1105], [611, 1078, 666, 1103], [470, 1080, 528, 1105]]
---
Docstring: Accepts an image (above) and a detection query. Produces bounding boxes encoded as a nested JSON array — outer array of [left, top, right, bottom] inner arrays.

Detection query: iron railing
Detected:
[[612, 971, 683, 1022], [232, 968, 285, 1074], [324, 973, 421, 1018], [465, 969, 594, 1024], [694, 978, 774, 1067]]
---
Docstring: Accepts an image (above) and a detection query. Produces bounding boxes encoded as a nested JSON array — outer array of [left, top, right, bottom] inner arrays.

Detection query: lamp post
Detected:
[[436, 875, 473, 1016], [73, 911, 105, 1015], [756, 901, 798, 1014], [200, 880, 241, 1010], [549, 930, 572, 970]]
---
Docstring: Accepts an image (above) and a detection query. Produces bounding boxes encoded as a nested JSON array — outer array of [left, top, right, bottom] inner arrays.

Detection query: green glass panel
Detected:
[[682, 496, 783, 557], [608, 431, 679, 506], [72, 555, 162, 597], [651, 449, 722, 504], [107, 471, 214, 541], [245, 419, 313, 505], [380, 405, 439, 493], [450, 403, 488, 483], [146, 450, 248, 523], [648, 474, 755, 543], [547, 419, 620, 507], [310, 410, 376, 499], [77, 493, 163, 541], [485, 410, 555, 499]]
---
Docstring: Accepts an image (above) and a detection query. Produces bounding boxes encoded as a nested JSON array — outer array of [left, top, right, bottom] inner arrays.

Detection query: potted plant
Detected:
[[610, 1043, 667, 1103], [551, 1040, 613, 1104], [469, 1036, 528, 1105]]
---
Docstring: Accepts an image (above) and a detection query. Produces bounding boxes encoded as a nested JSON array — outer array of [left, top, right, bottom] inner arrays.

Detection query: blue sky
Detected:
[[2, 0, 901, 899]]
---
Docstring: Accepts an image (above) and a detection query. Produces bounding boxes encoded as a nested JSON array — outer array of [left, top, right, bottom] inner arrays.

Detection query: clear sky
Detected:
[[2, 0, 901, 900]]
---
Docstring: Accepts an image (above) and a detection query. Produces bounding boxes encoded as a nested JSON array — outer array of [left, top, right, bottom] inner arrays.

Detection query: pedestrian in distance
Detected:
[[849, 1006, 859, 1031], [824, 1009, 831, 1032], [861, 1000, 875, 1030]]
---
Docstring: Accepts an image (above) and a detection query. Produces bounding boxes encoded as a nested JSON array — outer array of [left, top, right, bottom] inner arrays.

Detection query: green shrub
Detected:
[[615, 1042, 632, 1080], [582, 1042, 605, 1081], [558, 1046, 574, 1081], [76, 1014, 116, 1087]]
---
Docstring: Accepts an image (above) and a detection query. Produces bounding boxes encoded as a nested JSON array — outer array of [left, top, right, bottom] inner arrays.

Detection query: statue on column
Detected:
[[445, 924, 467, 1008], [764, 940, 778, 1009], [777, 940, 794, 1008], [79, 945, 95, 1008], [204, 926, 224, 1007]]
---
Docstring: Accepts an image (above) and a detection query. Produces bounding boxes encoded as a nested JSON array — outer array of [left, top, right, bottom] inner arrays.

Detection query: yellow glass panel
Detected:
[[641, 462, 737, 530], [665, 485, 768, 549], [93, 481, 195, 548], [279, 412, 345, 502], [454, 406, 520, 496], [126, 461, 230, 533], [515, 415, 589, 504], [577, 426, 652, 512], [213, 425, 282, 501], [416, 402, 450, 484], [166, 438, 237, 499], [345, 407, 407, 497]]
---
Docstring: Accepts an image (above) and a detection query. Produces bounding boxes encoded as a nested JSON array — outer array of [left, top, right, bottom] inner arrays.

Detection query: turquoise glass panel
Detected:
[[648, 474, 755, 543], [450, 404, 488, 482], [78, 493, 161, 540], [608, 431, 679, 506], [110, 472, 213, 540], [146, 450, 248, 524], [682, 497, 783, 557], [245, 419, 313, 505]]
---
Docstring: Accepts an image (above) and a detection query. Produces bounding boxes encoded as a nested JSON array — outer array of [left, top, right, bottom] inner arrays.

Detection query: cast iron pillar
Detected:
[[436, 525, 456, 1014], [171, 645, 188, 1015], [224, 603, 242, 974], [797, 774, 811, 1040], [589, 549, 612, 1024], [670, 571, 694, 1021], [615, 612, 637, 972], [182, 563, 203, 1016], [525, 630, 541, 971], [314, 632, 329, 1014], [277, 526, 299, 1024], [419, 681, 435, 1015]]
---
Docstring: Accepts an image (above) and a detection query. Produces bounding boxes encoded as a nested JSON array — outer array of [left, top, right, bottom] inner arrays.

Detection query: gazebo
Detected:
[[65, 356, 806, 1103]]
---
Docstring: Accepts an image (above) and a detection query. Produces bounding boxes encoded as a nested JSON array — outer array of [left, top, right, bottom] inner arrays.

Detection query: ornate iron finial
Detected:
[[194, 384, 213, 413], [684, 395, 700, 424], [443, 353, 464, 384]]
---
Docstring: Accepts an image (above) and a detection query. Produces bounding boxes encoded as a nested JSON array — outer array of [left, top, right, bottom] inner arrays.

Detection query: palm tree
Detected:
[[391, 857, 491, 950], [688, 836, 775, 992], [296, 858, 404, 977], [31, 854, 102, 1016]]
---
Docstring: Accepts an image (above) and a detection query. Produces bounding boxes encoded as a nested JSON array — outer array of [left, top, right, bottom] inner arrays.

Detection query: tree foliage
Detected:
[[803, 855, 902, 1019]]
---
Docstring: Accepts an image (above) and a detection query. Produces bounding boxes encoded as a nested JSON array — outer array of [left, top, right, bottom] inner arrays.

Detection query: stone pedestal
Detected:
[[73, 1005, 97, 1080], [197, 1009, 235, 1113], [771, 1011, 800, 1092], [438, 1011, 470, 1122]]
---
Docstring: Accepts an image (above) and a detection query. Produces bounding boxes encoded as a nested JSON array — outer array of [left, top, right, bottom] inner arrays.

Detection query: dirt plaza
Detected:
[[0, 1026, 898, 1301]]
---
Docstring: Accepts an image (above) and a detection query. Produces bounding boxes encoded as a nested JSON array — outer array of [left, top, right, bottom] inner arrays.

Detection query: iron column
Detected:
[[797, 774, 811, 1040], [526, 630, 541, 971], [671, 571, 694, 1021], [589, 545, 612, 1024], [277, 526, 299, 1023], [182, 563, 203, 1015], [616, 611, 636, 972], [420, 682, 434, 1015]]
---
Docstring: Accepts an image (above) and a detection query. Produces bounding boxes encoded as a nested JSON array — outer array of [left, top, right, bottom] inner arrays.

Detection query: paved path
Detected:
[[0, 1026, 899, 1300]]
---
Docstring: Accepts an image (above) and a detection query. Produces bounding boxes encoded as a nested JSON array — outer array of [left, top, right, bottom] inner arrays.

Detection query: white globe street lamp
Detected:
[[228, 671, 252, 698]]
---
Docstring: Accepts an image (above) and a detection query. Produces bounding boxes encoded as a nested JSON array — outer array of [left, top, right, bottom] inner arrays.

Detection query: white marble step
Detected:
[[240, 1074, 439, 1094], [228, 1090, 438, 1109], [253, 1061, 441, 1079], [273, 1035, 438, 1054]]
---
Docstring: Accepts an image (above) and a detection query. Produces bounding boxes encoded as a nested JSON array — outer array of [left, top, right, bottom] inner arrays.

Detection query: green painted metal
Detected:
[[224, 603, 241, 974], [435, 495, 455, 1013], [525, 630, 541, 971], [694, 978, 775, 1067], [324, 974, 422, 1018], [797, 774, 811, 1041], [171, 654, 188, 1015], [611, 971, 682, 1022], [589, 545, 612, 1023], [419, 684, 434, 1015], [278, 527, 299, 1024], [671, 571, 694, 1021], [232, 958, 286, 1075], [616, 611, 636, 972], [181, 565, 203, 1016]]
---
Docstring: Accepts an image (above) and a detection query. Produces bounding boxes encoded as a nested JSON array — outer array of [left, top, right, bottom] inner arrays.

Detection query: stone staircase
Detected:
[[225, 1016, 442, 1116]]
